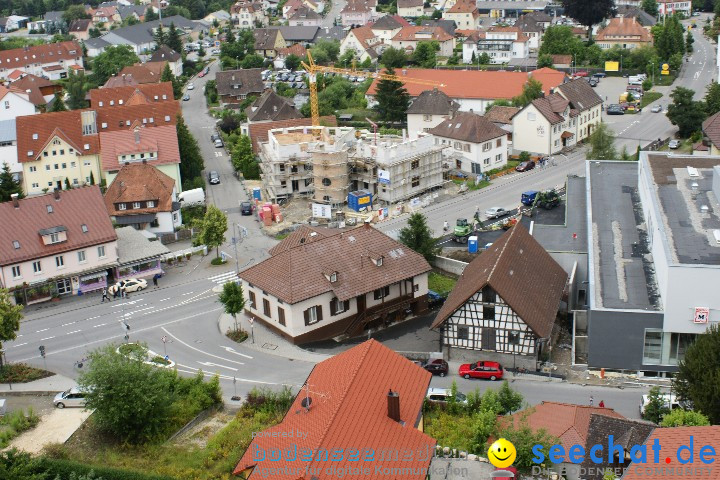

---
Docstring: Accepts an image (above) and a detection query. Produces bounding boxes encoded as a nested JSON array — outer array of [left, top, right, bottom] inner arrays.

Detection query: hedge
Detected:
[[33, 458, 176, 480]]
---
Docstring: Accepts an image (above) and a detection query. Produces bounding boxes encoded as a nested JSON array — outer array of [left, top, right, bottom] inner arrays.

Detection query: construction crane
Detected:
[[301, 51, 444, 127]]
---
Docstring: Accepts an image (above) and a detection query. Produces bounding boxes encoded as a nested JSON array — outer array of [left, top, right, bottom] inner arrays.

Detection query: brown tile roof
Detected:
[[248, 115, 337, 153], [215, 69, 264, 97], [276, 43, 307, 57], [88, 82, 174, 108], [528, 67, 567, 93], [268, 225, 332, 255], [428, 111, 506, 144], [69, 19, 92, 33], [233, 339, 435, 479], [406, 88, 460, 115], [367, 69, 531, 100], [104, 162, 176, 216], [397, 0, 423, 7], [431, 223, 568, 337], [341, 0, 372, 13], [348, 25, 380, 51], [551, 54, 572, 65], [0, 41, 81, 71], [95, 100, 181, 132], [447, 0, 477, 13], [10, 73, 59, 106], [392, 26, 453, 42], [0, 186, 117, 267], [702, 111, 720, 148], [7, 69, 23, 80], [16, 110, 101, 162], [239, 224, 431, 304], [254, 28, 281, 51], [596, 17, 652, 43], [622, 427, 720, 480], [99, 124, 180, 172], [483, 105, 520, 125], [556, 78, 603, 111], [529, 92, 568, 124], [245, 90, 302, 122], [103, 74, 139, 88], [149, 45, 181, 63], [498, 402, 625, 462], [112, 64, 164, 85]]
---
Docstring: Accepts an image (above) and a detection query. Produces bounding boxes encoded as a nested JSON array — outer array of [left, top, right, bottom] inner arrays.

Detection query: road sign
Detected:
[[39, 345, 45, 358], [249, 317, 254, 324], [162, 336, 167, 343], [233, 376, 236, 384]]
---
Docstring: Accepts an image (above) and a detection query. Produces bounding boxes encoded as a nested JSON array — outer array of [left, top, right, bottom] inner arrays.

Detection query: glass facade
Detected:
[[643, 329, 698, 366]]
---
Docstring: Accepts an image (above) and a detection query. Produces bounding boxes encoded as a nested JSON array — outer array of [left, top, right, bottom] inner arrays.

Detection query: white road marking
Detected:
[[198, 361, 238, 371], [12, 342, 28, 348], [182, 292, 194, 296], [207, 271, 238, 285], [40, 336, 55, 341], [66, 330, 82, 335], [36, 328, 49, 333], [220, 345, 253, 359], [159, 298, 171, 302], [61, 322, 75, 327], [93, 323, 107, 328], [175, 364, 280, 385], [161, 327, 245, 366], [214, 152, 223, 157]]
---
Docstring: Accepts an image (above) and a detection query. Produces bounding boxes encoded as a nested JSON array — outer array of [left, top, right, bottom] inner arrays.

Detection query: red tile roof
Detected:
[[392, 26, 453, 42], [104, 163, 176, 216], [0, 41, 81, 71], [99, 124, 180, 172], [0, 186, 117, 267], [447, 1, 477, 14], [16, 110, 101, 162], [11, 73, 61, 106], [529, 67, 567, 94], [623, 427, 720, 480], [109, 64, 164, 86], [89, 82, 174, 108], [596, 17, 652, 43], [367, 69, 531, 100], [233, 339, 436, 480], [95, 101, 181, 132]]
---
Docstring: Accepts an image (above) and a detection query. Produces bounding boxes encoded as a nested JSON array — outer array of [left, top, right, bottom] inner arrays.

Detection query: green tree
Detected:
[[497, 380, 524, 414], [241, 54, 264, 69], [643, 386, 671, 423], [66, 71, 87, 110], [219, 281, 246, 331], [537, 54, 554, 68], [588, 122, 618, 160], [686, 30, 694, 53], [667, 86, 707, 137], [380, 47, 408, 68], [641, 0, 658, 16], [374, 67, 410, 124], [166, 23, 183, 53], [705, 82, 720, 115], [560, 0, 615, 41], [89, 171, 95, 186], [63, 5, 90, 23], [176, 116, 204, 182], [0, 289, 23, 369], [495, 417, 559, 469], [642, 78, 653, 92], [337, 49, 355, 68], [161, 62, 181, 99], [674, 323, 720, 424], [660, 409, 710, 427], [92, 45, 139, 86], [285, 53, 301, 70], [412, 40, 439, 68], [0, 449, 43, 480], [276, 82, 295, 97], [144, 7, 158, 22], [64, 177, 72, 190], [199, 205, 228, 259], [309, 39, 340, 65], [197, 45, 206, 58], [0, 163, 24, 202], [153, 24, 166, 48], [512, 77, 544, 107], [50, 94, 67, 111], [538, 25, 586, 59], [398, 212, 439, 262]]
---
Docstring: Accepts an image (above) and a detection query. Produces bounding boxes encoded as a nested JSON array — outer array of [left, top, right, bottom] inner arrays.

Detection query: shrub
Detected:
[[226, 328, 248, 342], [0, 363, 53, 383], [210, 257, 226, 265], [32, 458, 175, 480]]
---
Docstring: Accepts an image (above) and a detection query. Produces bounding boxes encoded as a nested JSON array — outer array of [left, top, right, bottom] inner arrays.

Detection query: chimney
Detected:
[[53, 188, 60, 200], [11, 193, 19, 208], [387, 389, 400, 422]]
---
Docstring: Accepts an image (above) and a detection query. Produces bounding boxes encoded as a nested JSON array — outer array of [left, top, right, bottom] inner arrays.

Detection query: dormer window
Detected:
[[99, 101, 103, 106], [81, 224, 88, 233], [12, 240, 20, 249], [46, 205, 53, 213], [118, 203, 126, 210], [372, 256, 383, 267], [324, 271, 338, 282], [32, 133, 38, 139]]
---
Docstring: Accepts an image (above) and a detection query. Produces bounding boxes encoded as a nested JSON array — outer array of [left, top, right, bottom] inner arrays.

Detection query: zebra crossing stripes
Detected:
[[208, 271, 238, 285]]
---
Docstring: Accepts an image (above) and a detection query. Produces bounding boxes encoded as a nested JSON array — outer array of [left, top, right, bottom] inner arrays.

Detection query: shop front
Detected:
[[78, 271, 109, 294], [115, 259, 163, 281]]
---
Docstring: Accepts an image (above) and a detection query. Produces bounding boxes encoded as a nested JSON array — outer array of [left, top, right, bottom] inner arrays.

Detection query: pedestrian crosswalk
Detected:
[[208, 271, 238, 286]]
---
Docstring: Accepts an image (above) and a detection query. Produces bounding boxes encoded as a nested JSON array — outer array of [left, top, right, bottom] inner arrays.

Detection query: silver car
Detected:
[[669, 139, 681, 149], [54, 387, 87, 408], [485, 207, 508, 219]]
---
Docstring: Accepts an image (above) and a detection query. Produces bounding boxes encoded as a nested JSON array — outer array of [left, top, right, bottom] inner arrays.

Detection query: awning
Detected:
[[80, 271, 108, 282], [561, 131, 574, 139], [115, 213, 156, 225]]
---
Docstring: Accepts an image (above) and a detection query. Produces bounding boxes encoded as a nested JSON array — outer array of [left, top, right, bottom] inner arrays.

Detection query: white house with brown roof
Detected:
[[230, 0, 267, 27], [340, 0, 376, 27], [0, 85, 36, 120], [657, 0, 692, 16], [0, 186, 118, 304], [148, 45, 183, 76], [431, 223, 568, 367], [0, 41, 84, 80], [397, 0, 424, 17], [442, 1, 479, 30], [370, 15, 406, 42], [239, 224, 431, 344], [595, 17, 653, 50], [391, 26, 455, 57], [406, 88, 459, 140], [428, 111, 508, 174], [339, 25, 384, 63]]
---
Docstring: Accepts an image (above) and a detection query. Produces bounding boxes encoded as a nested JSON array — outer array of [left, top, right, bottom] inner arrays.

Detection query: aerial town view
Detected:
[[1, 0, 720, 478]]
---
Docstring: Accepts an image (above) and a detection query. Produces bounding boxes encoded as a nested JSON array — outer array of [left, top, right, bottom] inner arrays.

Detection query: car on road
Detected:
[[426, 387, 467, 404], [198, 71, 205, 78], [651, 104, 662, 113], [210, 48, 220, 55], [187, 83, 194, 90], [606, 104, 625, 115], [214, 138, 224, 148], [458, 361, 504, 380], [592, 72, 607, 78], [109, 278, 148, 295], [211, 132, 220, 142], [574, 71, 589, 77], [241, 201, 253, 215], [420, 358, 449, 376], [588, 79, 598, 87], [669, 139, 681, 149], [182, 94, 190, 101], [54, 387, 88, 408], [485, 207, 507, 219], [208, 170, 221, 184], [515, 160, 535, 172]]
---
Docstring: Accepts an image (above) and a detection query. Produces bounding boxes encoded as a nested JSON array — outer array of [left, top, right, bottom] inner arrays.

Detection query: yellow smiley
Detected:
[[488, 438, 516, 469]]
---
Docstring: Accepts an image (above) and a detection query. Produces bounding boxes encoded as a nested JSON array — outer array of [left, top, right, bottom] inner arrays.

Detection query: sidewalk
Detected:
[[0, 373, 76, 393], [7, 408, 91, 454]]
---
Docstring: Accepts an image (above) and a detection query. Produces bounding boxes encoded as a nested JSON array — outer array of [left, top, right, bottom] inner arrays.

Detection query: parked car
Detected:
[[198, 71, 205, 78], [588, 79, 598, 87], [421, 358, 449, 376], [427, 290, 445, 309], [669, 139, 681, 149], [108, 278, 147, 295], [240, 201, 253, 215], [485, 207, 508, 219], [592, 72, 607, 78], [214, 138, 224, 148], [208, 170, 221, 184], [426, 387, 467, 404], [606, 105, 625, 115], [458, 361, 504, 380], [187, 83, 194, 90], [211, 132, 221, 142], [182, 94, 190, 101], [54, 387, 88, 408], [515, 160, 535, 172], [574, 71, 589, 77], [651, 104, 662, 113]]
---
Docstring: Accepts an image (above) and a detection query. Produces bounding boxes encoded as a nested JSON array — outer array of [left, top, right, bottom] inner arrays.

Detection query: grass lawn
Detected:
[[428, 272, 457, 296], [654, 74, 676, 87], [660, 139, 694, 153], [640, 92, 663, 108]]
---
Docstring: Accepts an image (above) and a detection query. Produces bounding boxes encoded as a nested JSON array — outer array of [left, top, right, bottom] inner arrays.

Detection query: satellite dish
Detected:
[[301, 397, 313, 409]]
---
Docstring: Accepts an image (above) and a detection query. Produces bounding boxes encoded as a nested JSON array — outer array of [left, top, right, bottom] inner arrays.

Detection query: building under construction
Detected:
[[258, 126, 445, 207]]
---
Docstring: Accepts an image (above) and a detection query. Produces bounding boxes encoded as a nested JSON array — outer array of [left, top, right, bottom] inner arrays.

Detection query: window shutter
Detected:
[[304, 309, 309, 325], [344, 300, 350, 311], [330, 299, 337, 316], [316, 306, 323, 321]]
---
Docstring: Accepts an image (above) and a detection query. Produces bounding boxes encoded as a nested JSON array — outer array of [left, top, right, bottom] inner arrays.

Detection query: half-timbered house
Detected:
[[431, 223, 568, 368]]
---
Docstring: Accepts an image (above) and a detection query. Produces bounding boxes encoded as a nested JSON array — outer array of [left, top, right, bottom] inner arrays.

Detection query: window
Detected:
[[643, 329, 663, 364], [483, 305, 495, 320], [263, 298, 271, 317], [496, 138, 502, 147], [32, 183, 38, 188], [411, 176, 420, 188], [527, 112, 536, 121], [133, 202, 141, 209], [423, 114, 432, 122], [77, 250, 86, 263], [411, 159, 419, 170], [118, 203, 126, 210], [457, 326, 469, 340], [482, 142, 491, 152], [454, 141, 462, 150], [249, 290, 256, 308], [373, 286, 390, 300], [303, 305, 322, 325], [330, 298, 349, 316], [81, 224, 88, 233], [32, 261, 41, 273], [55, 255, 64, 268], [50, 233, 60, 243], [147, 200, 155, 208], [29, 166, 37, 172], [45, 164, 50, 170], [60, 150, 65, 155], [54, 164, 59, 169], [71, 162, 76, 168], [12, 240, 19, 249], [463, 144, 470, 152], [3, 101, 8, 109], [97, 246, 106, 258], [483, 158, 490, 166], [278, 307, 286, 326], [11, 265, 21, 278]]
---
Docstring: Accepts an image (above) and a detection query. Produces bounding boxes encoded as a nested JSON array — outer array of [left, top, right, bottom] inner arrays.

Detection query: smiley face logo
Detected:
[[488, 438, 516, 469]]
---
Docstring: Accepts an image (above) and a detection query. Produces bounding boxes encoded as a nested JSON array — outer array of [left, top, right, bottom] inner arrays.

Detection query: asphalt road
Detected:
[[322, 0, 345, 27]]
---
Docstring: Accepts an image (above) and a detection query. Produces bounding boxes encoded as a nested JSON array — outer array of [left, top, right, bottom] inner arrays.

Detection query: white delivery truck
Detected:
[[177, 188, 205, 206]]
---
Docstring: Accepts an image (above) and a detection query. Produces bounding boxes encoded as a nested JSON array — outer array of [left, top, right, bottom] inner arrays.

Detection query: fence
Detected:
[[159, 228, 199, 245], [643, 137, 670, 152], [161, 245, 206, 263]]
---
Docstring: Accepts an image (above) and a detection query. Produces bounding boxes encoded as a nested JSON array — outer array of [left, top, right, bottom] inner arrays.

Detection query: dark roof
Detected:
[[245, 90, 302, 122], [616, 6, 657, 26], [69, 19, 92, 32], [419, 19, 456, 36], [314, 25, 346, 42], [253, 28, 281, 50], [276, 25, 319, 41], [579, 414, 655, 480], [431, 223, 568, 338], [103, 16, 195, 45], [289, 5, 322, 20], [702, 111, 720, 148], [268, 225, 331, 255], [407, 88, 459, 115], [398, 0, 423, 7], [483, 105, 520, 124], [556, 78, 603, 111], [0, 186, 117, 266], [372, 15, 403, 30], [239, 224, 432, 304], [215, 69, 264, 97], [427, 111, 506, 143], [117, 4, 148, 20], [149, 45, 181, 63]]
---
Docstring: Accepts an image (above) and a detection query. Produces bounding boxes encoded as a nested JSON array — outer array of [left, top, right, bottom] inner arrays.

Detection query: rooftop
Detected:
[[99, 124, 180, 172], [596, 17, 652, 43], [531, 175, 588, 253], [115, 226, 170, 265], [428, 111, 507, 144], [104, 162, 177, 216]]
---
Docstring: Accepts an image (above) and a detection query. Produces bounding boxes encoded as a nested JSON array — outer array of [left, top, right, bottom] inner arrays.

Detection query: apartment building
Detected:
[[463, 26, 530, 64], [0, 41, 84, 80]]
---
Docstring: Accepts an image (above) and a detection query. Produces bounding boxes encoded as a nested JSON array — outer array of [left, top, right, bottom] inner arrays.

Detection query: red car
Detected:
[[198, 71, 205, 78], [458, 361, 504, 380], [574, 71, 589, 77]]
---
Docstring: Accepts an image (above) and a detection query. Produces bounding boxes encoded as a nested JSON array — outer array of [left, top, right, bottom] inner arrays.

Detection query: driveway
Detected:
[[8, 408, 91, 454]]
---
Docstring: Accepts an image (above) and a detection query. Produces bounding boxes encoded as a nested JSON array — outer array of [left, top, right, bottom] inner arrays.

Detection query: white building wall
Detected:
[[0, 92, 35, 120], [433, 133, 507, 173], [407, 112, 450, 140]]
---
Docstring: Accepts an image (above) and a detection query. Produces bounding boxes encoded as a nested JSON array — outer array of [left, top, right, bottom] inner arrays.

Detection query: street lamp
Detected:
[[651, 61, 655, 84], [236, 56, 239, 70]]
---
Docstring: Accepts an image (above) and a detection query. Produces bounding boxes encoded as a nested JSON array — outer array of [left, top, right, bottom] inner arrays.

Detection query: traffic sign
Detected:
[[162, 336, 167, 343], [39, 345, 45, 358], [249, 317, 253, 324]]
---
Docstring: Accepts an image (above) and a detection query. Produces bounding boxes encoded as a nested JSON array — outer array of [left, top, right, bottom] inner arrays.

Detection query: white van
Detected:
[[628, 76, 644, 86], [640, 393, 683, 416], [178, 188, 205, 206]]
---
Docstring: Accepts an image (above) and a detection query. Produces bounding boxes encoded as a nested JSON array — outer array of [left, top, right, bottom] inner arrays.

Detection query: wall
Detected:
[[575, 104, 602, 142], [512, 104, 552, 155], [22, 137, 100, 196], [433, 132, 507, 173], [431, 255, 467, 276], [587, 309, 664, 371], [663, 265, 720, 333], [407, 113, 448, 140], [0, 92, 35, 121], [0, 142, 20, 176]]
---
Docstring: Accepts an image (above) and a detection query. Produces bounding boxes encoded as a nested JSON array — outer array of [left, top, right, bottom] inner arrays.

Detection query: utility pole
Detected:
[[233, 222, 240, 274]]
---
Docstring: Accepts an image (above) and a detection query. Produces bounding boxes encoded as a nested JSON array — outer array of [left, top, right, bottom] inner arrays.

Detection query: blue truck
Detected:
[[521, 191, 539, 206]]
